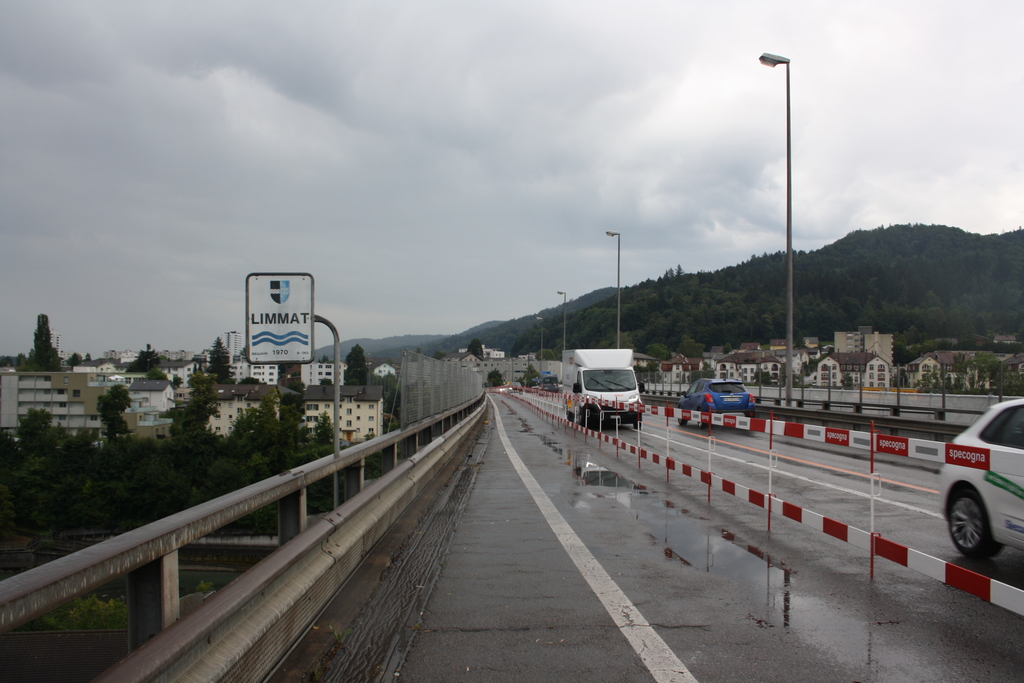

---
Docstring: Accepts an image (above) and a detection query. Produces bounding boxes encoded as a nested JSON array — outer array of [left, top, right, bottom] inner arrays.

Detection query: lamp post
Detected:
[[606, 231, 621, 348], [557, 291, 567, 354], [759, 51, 794, 405], [536, 316, 544, 377]]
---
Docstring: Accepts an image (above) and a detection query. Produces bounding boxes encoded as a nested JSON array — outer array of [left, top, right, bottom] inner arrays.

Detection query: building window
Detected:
[[73, 389, 80, 397], [346, 408, 352, 415], [346, 420, 352, 427]]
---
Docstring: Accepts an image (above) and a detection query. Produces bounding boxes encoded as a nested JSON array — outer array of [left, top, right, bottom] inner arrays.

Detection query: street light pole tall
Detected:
[[536, 316, 544, 376], [760, 52, 794, 405], [606, 231, 621, 348], [557, 291, 567, 354]]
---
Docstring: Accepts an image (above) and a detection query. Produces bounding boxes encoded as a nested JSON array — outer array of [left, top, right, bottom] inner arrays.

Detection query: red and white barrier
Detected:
[[495, 388, 1024, 619]]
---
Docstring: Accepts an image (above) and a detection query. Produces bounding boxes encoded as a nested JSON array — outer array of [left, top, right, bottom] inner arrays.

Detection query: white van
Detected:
[[561, 349, 644, 430]]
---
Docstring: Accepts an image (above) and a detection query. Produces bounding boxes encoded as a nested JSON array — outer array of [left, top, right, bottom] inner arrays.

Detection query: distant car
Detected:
[[510, 381, 523, 393], [539, 375, 560, 393], [677, 378, 756, 425], [940, 398, 1024, 558]]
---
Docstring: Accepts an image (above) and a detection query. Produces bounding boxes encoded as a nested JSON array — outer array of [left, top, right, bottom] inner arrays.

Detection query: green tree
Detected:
[[345, 345, 368, 385], [238, 376, 261, 385], [282, 380, 306, 411], [180, 372, 219, 437], [486, 369, 505, 386], [432, 350, 446, 360], [313, 412, 334, 445], [67, 352, 82, 368], [27, 314, 61, 371], [645, 343, 670, 361], [128, 345, 160, 373], [208, 337, 233, 383], [467, 338, 484, 357], [146, 367, 169, 380], [96, 384, 131, 441], [0, 484, 15, 538], [16, 595, 127, 632]]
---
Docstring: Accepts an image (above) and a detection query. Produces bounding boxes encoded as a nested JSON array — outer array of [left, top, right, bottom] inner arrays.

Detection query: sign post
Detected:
[[246, 273, 314, 364]]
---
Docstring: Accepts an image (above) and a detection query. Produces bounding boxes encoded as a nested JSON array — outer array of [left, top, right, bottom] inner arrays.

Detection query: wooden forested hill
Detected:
[[511, 224, 1024, 355]]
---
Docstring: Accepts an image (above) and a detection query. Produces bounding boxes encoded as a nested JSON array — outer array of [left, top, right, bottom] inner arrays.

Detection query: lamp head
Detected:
[[759, 52, 790, 67], [605, 231, 620, 237]]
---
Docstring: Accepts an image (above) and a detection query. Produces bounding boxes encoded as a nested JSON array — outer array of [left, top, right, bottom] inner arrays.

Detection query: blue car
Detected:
[[677, 379, 756, 425]]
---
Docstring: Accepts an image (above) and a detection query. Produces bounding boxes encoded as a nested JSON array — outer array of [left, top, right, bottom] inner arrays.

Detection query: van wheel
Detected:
[[585, 408, 601, 431], [948, 488, 1002, 558]]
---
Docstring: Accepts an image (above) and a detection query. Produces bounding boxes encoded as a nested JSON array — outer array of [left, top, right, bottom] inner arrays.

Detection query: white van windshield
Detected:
[[581, 369, 637, 392]]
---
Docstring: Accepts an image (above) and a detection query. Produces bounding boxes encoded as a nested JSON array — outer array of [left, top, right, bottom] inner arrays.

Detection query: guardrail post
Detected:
[[344, 461, 363, 500], [127, 550, 179, 650], [381, 443, 396, 473], [278, 488, 307, 546]]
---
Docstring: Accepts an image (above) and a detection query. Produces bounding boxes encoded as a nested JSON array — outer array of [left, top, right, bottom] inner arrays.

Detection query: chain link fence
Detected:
[[400, 350, 485, 428]]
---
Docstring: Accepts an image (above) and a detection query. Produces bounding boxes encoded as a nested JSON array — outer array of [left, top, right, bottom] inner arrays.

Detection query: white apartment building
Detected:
[[301, 361, 346, 387], [817, 352, 891, 388], [834, 327, 894, 364], [230, 357, 280, 385], [222, 331, 246, 358]]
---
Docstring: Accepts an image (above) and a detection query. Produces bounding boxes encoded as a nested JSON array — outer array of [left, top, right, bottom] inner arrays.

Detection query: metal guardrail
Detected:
[[0, 394, 485, 682], [640, 392, 969, 440]]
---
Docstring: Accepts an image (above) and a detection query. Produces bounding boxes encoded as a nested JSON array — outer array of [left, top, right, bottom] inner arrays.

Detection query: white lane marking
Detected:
[[490, 397, 698, 683]]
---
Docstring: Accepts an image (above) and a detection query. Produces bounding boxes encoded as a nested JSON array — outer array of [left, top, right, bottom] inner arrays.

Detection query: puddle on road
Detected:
[[568, 453, 791, 626], [538, 434, 563, 455]]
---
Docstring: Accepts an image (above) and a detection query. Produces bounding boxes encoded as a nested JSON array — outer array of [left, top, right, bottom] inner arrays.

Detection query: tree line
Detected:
[[506, 225, 1024, 364]]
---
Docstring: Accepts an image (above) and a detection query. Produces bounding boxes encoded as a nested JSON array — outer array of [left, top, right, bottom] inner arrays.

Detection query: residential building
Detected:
[[834, 327, 893, 364], [208, 384, 287, 435], [660, 356, 703, 383], [369, 360, 397, 379], [714, 350, 784, 383], [817, 353, 891, 388], [104, 350, 139, 362], [301, 361, 346, 387], [458, 345, 505, 359], [0, 371, 172, 438], [229, 357, 280, 385], [443, 353, 541, 385], [127, 380, 175, 413], [222, 331, 246, 358], [303, 385, 384, 442], [159, 359, 200, 386]]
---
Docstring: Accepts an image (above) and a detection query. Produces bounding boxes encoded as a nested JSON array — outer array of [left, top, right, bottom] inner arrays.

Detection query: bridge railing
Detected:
[[0, 394, 486, 681]]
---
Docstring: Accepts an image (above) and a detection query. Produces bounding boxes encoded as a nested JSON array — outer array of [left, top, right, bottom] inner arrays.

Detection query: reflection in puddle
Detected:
[[538, 434, 563, 455], [651, 507, 792, 630]]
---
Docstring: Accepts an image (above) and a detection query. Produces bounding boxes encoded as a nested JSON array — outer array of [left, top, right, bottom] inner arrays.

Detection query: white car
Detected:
[[940, 398, 1024, 558]]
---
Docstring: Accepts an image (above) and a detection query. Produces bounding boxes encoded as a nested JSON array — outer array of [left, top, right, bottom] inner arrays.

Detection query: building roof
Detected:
[[824, 352, 885, 367], [128, 379, 173, 391], [303, 385, 385, 402], [739, 342, 760, 350], [213, 384, 284, 401]]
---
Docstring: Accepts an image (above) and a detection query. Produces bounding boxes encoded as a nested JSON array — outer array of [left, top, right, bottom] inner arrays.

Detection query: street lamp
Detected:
[[557, 291, 567, 355], [759, 51, 794, 405], [606, 231, 621, 348], [536, 316, 544, 377]]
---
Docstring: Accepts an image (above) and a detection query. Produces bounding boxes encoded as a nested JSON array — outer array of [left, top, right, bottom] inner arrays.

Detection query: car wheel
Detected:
[[585, 407, 601, 431], [948, 488, 1002, 558]]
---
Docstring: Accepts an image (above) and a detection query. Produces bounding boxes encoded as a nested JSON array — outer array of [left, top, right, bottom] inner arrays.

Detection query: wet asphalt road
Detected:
[[311, 394, 1024, 682]]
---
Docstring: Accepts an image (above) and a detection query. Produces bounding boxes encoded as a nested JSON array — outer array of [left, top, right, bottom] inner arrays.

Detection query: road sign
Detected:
[[246, 273, 314, 364]]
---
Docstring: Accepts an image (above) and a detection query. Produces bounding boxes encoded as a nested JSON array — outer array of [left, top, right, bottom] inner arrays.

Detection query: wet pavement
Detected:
[[289, 395, 1024, 682]]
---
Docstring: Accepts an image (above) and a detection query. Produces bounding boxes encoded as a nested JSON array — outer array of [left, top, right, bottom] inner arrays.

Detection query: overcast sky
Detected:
[[2, 1, 1022, 356]]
